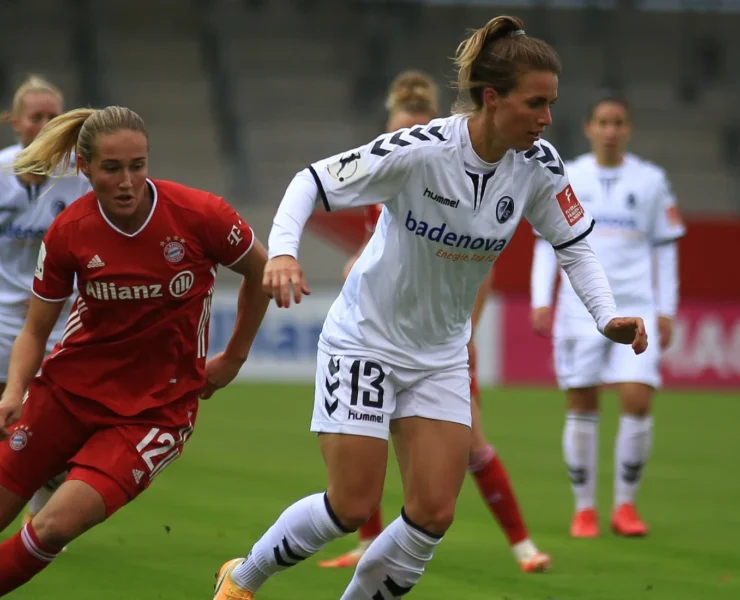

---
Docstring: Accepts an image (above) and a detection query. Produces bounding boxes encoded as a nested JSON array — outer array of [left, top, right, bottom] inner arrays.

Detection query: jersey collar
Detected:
[[97, 178, 158, 238]]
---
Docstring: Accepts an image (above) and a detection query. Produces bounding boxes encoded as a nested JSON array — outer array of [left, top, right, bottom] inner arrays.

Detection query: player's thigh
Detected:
[[311, 349, 396, 524], [553, 335, 610, 390], [603, 318, 661, 392], [0, 378, 88, 504], [67, 401, 198, 518], [30, 479, 107, 547], [391, 364, 471, 532]]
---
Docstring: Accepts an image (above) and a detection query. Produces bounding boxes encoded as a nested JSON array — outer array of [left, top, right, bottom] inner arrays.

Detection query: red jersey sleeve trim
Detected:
[[32, 290, 71, 303], [223, 227, 255, 268]]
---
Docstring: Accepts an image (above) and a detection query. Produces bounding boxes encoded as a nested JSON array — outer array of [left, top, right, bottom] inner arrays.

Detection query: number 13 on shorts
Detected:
[[311, 349, 395, 440]]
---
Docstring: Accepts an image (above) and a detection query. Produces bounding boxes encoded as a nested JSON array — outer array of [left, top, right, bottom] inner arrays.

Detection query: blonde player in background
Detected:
[[0, 76, 91, 532], [215, 16, 647, 599], [322, 70, 550, 574], [530, 94, 684, 538]]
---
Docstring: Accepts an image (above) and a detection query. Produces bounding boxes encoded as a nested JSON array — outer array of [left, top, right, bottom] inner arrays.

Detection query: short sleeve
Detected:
[[33, 226, 76, 302], [650, 172, 686, 245], [202, 195, 255, 267], [524, 155, 595, 250], [308, 132, 416, 212]]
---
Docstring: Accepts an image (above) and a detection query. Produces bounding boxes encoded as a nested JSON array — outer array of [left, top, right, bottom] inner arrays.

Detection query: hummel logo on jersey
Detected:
[[405, 211, 507, 252], [423, 187, 459, 208], [87, 255, 105, 269], [132, 469, 145, 484]]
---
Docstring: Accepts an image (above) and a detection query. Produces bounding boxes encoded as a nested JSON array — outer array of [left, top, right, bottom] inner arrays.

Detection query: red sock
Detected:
[[358, 508, 383, 541], [0, 524, 61, 595], [469, 445, 529, 546]]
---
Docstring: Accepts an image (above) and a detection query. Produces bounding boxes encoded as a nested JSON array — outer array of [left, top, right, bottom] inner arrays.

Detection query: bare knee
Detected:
[[31, 482, 107, 547], [620, 383, 653, 417], [326, 484, 382, 531], [567, 387, 599, 413], [403, 497, 456, 536]]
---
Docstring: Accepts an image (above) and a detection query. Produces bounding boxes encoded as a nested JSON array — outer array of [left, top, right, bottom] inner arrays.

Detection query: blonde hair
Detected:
[[0, 75, 63, 121], [385, 70, 439, 118], [13, 106, 148, 177], [453, 15, 561, 113]]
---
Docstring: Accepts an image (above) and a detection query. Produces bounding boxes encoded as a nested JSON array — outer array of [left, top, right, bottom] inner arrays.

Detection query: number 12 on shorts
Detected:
[[135, 421, 194, 482]]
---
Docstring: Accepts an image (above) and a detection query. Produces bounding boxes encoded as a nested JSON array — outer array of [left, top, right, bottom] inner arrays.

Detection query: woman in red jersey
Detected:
[[320, 70, 550, 574], [0, 105, 269, 595]]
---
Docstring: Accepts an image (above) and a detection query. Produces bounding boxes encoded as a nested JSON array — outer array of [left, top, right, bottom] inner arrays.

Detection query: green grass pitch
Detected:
[[4, 384, 739, 599]]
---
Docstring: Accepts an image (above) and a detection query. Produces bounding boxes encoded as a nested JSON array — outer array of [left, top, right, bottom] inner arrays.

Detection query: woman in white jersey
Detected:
[[530, 95, 684, 540], [321, 70, 550, 574], [215, 17, 647, 599], [0, 76, 91, 531]]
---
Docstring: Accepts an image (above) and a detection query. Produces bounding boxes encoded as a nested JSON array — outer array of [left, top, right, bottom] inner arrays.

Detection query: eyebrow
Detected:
[[100, 157, 147, 164]]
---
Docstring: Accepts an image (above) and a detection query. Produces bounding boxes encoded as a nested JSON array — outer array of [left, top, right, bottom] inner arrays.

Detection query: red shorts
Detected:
[[0, 376, 198, 517]]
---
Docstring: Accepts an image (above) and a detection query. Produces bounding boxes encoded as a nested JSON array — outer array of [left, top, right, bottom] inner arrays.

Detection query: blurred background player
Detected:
[[322, 70, 550, 574], [215, 16, 647, 600], [0, 75, 92, 531], [0, 105, 269, 595], [530, 94, 684, 538]]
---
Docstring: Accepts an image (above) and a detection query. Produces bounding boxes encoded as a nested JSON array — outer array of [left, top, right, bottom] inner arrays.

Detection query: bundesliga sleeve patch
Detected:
[[556, 184, 585, 226], [326, 151, 369, 188]]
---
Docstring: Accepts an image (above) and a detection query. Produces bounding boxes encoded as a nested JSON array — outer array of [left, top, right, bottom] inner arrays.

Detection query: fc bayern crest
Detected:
[[161, 236, 186, 263], [9, 427, 28, 451]]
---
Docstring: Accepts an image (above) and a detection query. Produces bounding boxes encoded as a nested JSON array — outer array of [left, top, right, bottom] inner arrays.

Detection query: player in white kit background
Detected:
[[215, 16, 648, 600], [0, 76, 91, 530], [530, 94, 684, 539]]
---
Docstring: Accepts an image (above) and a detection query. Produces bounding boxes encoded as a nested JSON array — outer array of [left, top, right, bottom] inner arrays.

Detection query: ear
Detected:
[[482, 87, 500, 110], [10, 117, 21, 136], [76, 156, 91, 179]]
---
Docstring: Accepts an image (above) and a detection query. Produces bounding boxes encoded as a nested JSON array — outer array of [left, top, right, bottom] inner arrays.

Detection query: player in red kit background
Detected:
[[0, 105, 269, 596], [319, 71, 550, 574]]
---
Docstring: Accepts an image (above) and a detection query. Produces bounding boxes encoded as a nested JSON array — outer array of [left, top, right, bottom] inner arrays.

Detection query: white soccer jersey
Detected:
[[544, 152, 685, 335], [307, 115, 595, 369], [0, 144, 90, 320]]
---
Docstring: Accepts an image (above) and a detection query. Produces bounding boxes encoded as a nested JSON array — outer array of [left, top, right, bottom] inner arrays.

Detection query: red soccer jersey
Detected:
[[32, 179, 253, 416], [365, 204, 382, 232]]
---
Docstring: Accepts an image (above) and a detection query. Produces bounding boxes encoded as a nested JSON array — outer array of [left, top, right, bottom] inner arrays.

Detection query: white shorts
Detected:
[[0, 309, 61, 382], [310, 348, 472, 441], [553, 319, 661, 390]]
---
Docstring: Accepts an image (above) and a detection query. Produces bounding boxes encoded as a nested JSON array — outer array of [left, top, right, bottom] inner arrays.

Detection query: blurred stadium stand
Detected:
[[0, 0, 738, 284]]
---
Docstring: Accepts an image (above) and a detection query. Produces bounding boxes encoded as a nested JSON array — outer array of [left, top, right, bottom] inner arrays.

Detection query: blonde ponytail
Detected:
[[453, 15, 561, 113], [13, 109, 94, 177], [12, 106, 148, 177]]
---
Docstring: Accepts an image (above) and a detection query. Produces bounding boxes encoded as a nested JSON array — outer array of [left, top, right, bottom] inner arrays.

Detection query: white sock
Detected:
[[614, 414, 653, 506], [340, 509, 442, 600], [563, 411, 599, 512], [232, 492, 350, 592]]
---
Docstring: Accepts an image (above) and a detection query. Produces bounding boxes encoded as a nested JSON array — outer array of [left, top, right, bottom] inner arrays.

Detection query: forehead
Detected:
[[512, 70, 558, 98], [19, 92, 61, 115], [94, 129, 148, 159], [591, 101, 629, 120], [389, 111, 432, 130]]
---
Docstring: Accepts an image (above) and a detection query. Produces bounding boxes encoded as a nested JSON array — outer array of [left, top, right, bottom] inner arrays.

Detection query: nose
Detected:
[[540, 107, 553, 127], [119, 169, 133, 188]]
